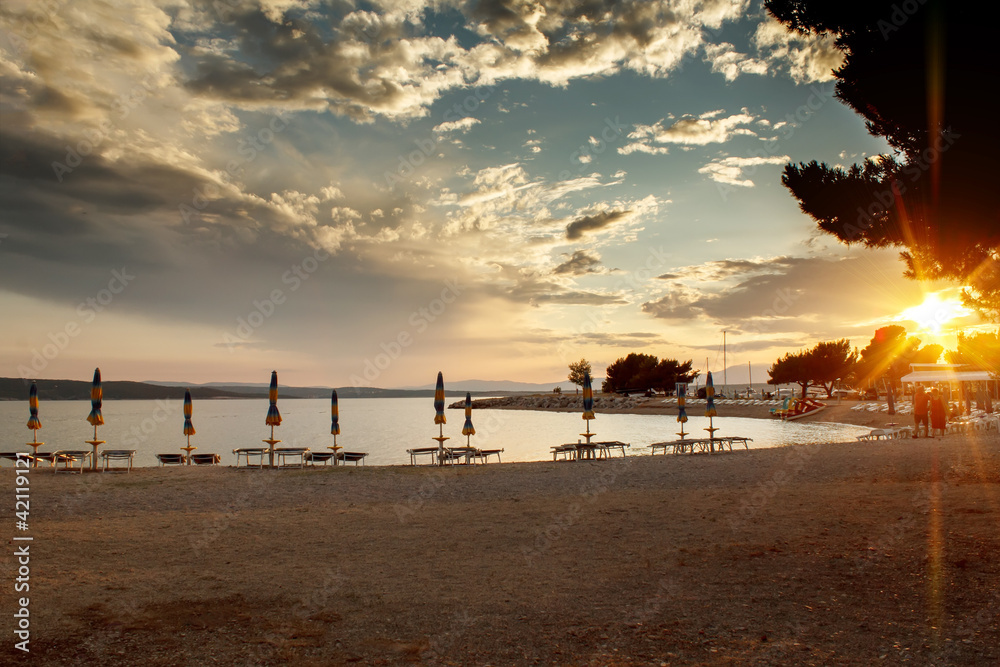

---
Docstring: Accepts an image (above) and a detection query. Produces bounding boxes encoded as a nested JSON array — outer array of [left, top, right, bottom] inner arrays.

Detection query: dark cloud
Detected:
[[565, 209, 630, 240], [553, 250, 602, 275], [641, 254, 924, 339]]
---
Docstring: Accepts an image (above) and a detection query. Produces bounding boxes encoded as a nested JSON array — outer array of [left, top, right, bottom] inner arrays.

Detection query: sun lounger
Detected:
[[336, 451, 368, 466], [191, 453, 221, 465], [478, 448, 504, 463], [155, 453, 186, 466], [551, 444, 578, 461], [274, 447, 310, 468], [0, 452, 31, 464], [304, 451, 336, 466], [101, 450, 136, 473], [233, 447, 268, 468], [407, 447, 440, 465], [52, 450, 92, 474], [596, 441, 630, 457]]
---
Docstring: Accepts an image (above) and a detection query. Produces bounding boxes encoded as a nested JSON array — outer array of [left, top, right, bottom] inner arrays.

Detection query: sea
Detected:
[[0, 397, 871, 468]]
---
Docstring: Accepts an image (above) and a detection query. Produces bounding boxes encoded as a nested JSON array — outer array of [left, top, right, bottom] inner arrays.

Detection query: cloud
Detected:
[[698, 154, 791, 187], [752, 17, 843, 84], [553, 250, 603, 275], [433, 117, 481, 134], [703, 43, 769, 81], [641, 253, 926, 342], [619, 110, 758, 155], [565, 209, 631, 240]]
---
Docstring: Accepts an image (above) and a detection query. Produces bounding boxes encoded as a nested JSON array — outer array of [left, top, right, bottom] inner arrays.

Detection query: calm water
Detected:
[[0, 397, 870, 468]]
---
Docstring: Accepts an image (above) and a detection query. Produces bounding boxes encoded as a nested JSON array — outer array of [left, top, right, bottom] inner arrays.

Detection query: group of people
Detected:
[[912, 385, 948, 438]]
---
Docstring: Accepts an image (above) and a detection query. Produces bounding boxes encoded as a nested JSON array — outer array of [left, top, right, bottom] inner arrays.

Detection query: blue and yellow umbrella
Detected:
[[266, 370, 282, 429], [704, 371, 717, 418], [676, 382, 688, 439], [704, 371, 719, 443], [86, 367, 105, 469], [582, 372, 595, 420], [87, 367, 104, 430], [331, 389, 340, 437], [26, 381, 44, 467], [183, 389, 196, 437], [182, 389, 196, 464], [462, 392, 476, 445], [27, 381, 42, 435], [434, 372, 446, 426], [433, 372, 448, 464]]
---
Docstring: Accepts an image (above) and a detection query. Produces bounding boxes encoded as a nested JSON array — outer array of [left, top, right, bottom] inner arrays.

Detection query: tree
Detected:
[[602, 353, 697, 394], [947, 331, 1000, 375], [765, 1, 1000, 320], [567, 359, 592, 389], [767, 339, 858, 398], [855, 325, 941, 389]]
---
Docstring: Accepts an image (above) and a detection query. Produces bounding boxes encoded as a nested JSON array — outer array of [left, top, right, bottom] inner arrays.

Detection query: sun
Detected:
[[899, 291, 971, 335]]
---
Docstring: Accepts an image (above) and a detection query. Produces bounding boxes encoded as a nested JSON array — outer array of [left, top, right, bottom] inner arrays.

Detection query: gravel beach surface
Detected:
[[2, 428, 998, 666]]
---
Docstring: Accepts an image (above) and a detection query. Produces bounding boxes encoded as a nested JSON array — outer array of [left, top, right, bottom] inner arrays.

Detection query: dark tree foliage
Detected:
[[855, 325, 942, 387], [946, 330, 1000, 375], [601, 353, 697, 394], [765, 0, 999, 320], [767, 339, 857, 398]]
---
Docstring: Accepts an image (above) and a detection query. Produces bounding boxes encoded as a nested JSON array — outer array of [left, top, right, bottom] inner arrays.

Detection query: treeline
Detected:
[[768, 326, 999, 399]]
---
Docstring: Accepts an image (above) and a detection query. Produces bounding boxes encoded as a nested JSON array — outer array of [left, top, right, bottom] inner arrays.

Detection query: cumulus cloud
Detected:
[[619, 110, 758, 155], [553, 250, 603, 275], [753, 17, 843, 84], [565, 209, 632, 240], [433, 117, 481, 134], [697, 154, 791, 187]]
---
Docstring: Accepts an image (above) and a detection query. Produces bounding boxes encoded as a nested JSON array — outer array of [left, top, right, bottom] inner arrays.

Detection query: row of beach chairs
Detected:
[[0, 449, 137, 473], [406, 446, 505, 465]]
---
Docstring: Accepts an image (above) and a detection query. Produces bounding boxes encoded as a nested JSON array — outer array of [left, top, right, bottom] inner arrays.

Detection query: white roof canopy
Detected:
[[901, 370, 994, 384]]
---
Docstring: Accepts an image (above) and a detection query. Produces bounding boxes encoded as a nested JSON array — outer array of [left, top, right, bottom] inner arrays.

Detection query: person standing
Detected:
[[913, 386, 929, 438], [929, 387, 947, 437]]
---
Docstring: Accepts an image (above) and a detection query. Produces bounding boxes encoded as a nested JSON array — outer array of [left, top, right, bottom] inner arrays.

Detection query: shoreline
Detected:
[[2, 431, 997, 665]]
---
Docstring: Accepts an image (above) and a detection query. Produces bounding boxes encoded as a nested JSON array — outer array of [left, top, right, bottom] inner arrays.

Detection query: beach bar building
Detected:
[[900, 363, 996, 413]]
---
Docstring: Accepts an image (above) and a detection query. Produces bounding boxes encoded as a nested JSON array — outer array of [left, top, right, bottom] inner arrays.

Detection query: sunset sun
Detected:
[[899, 291, 971, 334]]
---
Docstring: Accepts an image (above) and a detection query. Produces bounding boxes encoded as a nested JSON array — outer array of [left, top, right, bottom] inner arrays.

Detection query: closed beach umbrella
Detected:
[[434, 372, 446, 426], [183, 389, 196, 436], [676, 382, 688, 424], [266, 370, 282, 428], [582, 372, 595, 420], [886, 382, 896, 416], [182, 389, 196, 465], [86, 367, 104, 470], [87, 367, 104, 429], [704, 371, 717, 418], [462, 392, 476, 445], [331, 389, 340, 436], [27, 381, 42, 433], [433, 372, 448, 465], [265, 370, 282, 466], [676, 382, 688, 440], [27, 381, 43, 467]]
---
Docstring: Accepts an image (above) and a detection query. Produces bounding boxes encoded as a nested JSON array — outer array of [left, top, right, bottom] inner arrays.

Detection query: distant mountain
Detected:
[[0, 378, 541, 401], [401, 379, 598, 392]]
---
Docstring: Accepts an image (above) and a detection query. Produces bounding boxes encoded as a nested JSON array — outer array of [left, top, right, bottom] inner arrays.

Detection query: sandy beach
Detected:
[[2, 427, 998, 666]]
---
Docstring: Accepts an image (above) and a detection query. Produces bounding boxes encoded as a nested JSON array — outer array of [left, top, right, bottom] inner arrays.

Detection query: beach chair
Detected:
[[478, 448, 504, 463], [155, 453, 186, 466], [191, 453, 221, 465], [233, 447, 268, 468], [304, 451, 336, 466], [53, 450, 92, 474], [336, 451, 368, 466], [551, 444, 578, 461], [407, 447, 439, 466], [101, 450, 136, 473], [274, 448, 310, 468]]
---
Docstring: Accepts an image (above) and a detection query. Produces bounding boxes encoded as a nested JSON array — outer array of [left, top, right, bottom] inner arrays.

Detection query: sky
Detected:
[[0, 0, 987, 389]]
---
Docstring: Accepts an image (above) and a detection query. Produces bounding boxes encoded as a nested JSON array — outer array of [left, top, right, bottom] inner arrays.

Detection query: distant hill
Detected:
[[0, 378, 538, 401]]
